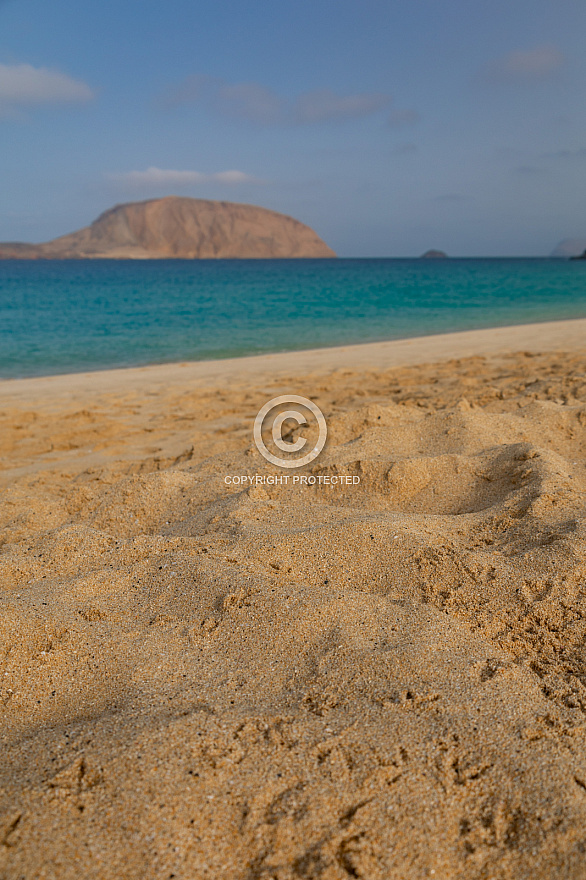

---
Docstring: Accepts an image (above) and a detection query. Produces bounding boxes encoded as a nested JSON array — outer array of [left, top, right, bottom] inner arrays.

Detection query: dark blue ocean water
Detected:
[[0, 258, 585, 379]]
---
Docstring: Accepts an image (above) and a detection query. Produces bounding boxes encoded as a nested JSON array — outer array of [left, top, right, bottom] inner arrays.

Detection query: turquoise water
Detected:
[[0, 258, 585, 379]]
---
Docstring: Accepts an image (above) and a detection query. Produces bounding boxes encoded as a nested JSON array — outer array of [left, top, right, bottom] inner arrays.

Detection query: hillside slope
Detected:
[[0, 197, 336, 259]]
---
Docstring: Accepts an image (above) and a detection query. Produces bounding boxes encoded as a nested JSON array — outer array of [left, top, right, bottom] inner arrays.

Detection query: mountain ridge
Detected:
[[0, 197, 336, 259]]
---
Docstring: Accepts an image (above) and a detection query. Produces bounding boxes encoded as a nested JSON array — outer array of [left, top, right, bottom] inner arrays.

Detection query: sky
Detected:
[[0, 0, 585, 256]]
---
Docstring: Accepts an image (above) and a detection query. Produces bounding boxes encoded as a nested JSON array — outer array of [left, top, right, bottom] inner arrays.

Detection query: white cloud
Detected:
[[112, 168, 206, 186], [160, 76, 391, 125], [0, 63, 93, 112], [488, 45, 564, 82], [212, 170, 253, 183], [107, 167, 258, 188]]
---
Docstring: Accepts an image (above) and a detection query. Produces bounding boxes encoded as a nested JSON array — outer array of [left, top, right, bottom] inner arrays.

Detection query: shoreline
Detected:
[[1, 316, 585, 405]]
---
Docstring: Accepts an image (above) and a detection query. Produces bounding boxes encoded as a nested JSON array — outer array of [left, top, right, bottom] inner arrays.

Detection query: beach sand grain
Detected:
[[1, 320, 586, 879]]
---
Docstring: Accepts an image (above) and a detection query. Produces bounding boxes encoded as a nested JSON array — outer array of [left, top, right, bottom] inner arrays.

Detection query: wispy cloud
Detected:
[[387, 108, 420, 128], [106, 167, 259, 188], [293, 89, 390, 123], [158, 75, 284, 122], [159, 75, 391, 125], [542, 147, 586, 161], [216, 81, 282, 124], [513, 164, 548, 176], [486, 45, 565, 83], [0, 63, 93, 115]]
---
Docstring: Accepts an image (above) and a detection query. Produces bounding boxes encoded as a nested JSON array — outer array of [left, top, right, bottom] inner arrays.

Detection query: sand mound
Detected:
[[1, 349, 586, 878]]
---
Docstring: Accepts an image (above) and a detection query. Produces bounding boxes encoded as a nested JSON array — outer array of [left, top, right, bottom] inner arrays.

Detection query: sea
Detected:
[[0, 258, 585, 379]]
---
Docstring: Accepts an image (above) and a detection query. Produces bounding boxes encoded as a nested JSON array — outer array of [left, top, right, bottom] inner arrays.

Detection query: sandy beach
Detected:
[[1, 318, 586, 879]]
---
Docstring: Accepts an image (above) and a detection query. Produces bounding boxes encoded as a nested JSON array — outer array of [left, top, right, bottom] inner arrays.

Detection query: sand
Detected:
[[1, 319, 586, 879]]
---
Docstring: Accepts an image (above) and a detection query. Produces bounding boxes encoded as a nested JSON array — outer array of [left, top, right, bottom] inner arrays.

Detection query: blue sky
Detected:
[[1, 0, 585, 255]]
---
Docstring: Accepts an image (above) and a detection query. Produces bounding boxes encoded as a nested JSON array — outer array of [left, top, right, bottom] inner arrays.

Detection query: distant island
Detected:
[[551, 238, 586, 258], [0, 197, 336, 260], [420, 249, 448, 259], [570, 249, 586, 261]]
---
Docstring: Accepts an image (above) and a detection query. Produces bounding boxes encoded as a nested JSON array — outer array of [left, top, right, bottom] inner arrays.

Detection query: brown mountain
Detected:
[[0, 197, 336, 259]]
